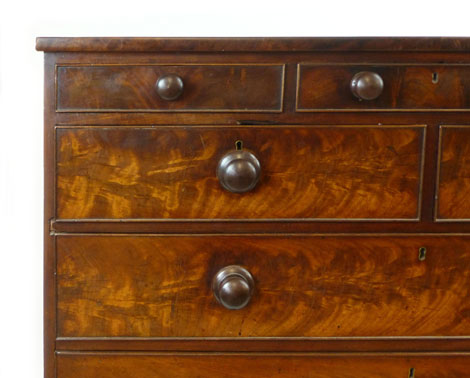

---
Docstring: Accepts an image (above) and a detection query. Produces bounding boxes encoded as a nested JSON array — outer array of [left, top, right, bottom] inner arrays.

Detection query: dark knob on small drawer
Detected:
[[217, 148, 261, 193], [350, 71, 384, 100], [212, 265, 254, 310], [155, 74, 184, 101]]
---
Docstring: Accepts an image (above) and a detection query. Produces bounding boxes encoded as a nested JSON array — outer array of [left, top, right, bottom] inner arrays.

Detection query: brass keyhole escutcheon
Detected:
[[418, 247, 427, 261]]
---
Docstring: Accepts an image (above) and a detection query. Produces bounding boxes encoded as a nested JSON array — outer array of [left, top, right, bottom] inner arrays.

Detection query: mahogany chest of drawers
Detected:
[[37, 37, 470, 377]]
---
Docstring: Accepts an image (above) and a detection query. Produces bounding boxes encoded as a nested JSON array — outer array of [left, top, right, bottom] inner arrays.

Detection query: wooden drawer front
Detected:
[[437, 126, 470, 221], [56, 125, 424, 220], [56, 64, 284, 112], [57, 353, 470, 378], [57, 235, 470, 338], [297, 64, 470, 111]]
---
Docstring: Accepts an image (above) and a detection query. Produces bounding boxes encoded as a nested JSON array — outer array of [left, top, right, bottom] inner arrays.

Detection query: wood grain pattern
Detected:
[[56, 353, 470, 378], [56, 235, 470, 338], [41, 38, 470, 377], [43, 53, 57, 378], [36, 36, 470, 52], [51, 219, 470, 234], [297, 64, 470, 111], [56, 65, 284, 112], [56, 125, 424, 220], [437, 126, 470, 220], [55, 337, 470, 353]]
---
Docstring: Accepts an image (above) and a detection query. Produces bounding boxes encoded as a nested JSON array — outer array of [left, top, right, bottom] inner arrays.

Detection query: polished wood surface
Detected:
[[56, 125, 424, 220], [57, 352, 470, 378], [55, 337, 470, 353], [40, 38, 470, 377], [297, 64, 470, 111], [437, 126, 470, 220], [56, 64, 284, 112], [57, 234, 470, 338], [36, 37, 470, 52], [43, 53, 56, 378]]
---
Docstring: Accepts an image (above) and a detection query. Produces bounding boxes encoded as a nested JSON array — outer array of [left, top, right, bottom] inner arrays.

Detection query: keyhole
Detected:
[[432, 72, 439, 84], [235, 140, 243, 150], [418, 247, 427, 261], [409, 367, 415, 378]]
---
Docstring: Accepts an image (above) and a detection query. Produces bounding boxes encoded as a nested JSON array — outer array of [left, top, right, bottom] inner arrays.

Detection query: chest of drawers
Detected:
[[37, 37, 470, 377]]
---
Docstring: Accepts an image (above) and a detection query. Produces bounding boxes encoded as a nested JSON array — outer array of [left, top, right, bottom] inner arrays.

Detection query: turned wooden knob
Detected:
[[212, 265, 254, 310], [350, 71, 384, 100], [217, 148, 261, 193], [155, 74, 184, 101]]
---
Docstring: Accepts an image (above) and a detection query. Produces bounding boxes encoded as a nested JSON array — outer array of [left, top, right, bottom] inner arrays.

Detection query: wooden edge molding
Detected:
[[49, 220, 470, 234], [435, 125, 446, 222], [51, 231, 470, 237], [55, 336, 470, 353], [36, 37, 470, 53]]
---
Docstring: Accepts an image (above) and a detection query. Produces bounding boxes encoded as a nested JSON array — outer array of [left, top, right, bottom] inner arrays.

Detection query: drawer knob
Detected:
[[155, 74, 184, 101], [212, 265, 254, 310], [217, 144, 261, 193], [350, 71, 384, 100]]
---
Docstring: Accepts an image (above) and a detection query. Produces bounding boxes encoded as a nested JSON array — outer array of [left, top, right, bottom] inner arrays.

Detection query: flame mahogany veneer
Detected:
[[37, 37, 470, 378]]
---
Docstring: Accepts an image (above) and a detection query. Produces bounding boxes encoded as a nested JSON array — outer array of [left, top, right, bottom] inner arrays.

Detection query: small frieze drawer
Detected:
[[297, 64, 470, 111], [56, 64, 285, 112]]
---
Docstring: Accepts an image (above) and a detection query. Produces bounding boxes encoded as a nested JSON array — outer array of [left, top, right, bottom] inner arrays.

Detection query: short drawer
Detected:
[[56, 64, 285, 112], [297, 64, 470, 111], [55, 125, 425, 221], [57, 235, 470, 338], [57, 352, 470, 378], [436, 125, 470, 221]]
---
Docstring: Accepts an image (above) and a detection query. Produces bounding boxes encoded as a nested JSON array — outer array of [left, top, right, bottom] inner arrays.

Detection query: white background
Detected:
[[0, 0, 469, 376]]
